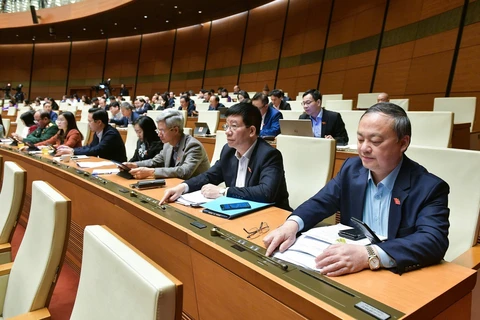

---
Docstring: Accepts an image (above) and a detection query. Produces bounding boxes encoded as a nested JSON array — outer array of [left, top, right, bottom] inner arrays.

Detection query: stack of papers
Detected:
[[176, 190, 213, 206], [92, 168, 120, 175], [75, 161, 114, 168], [274, 224, 386, 271]]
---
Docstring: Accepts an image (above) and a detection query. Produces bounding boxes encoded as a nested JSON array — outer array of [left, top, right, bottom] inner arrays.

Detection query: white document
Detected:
[[176, 190, 214, 206], [75, 161, 114, 168], [53, 155, 90, 162], [92, 168, 119, 175]]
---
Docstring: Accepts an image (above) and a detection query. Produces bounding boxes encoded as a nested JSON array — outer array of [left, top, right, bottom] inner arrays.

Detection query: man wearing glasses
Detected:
[[161, 102, 291, 211], [300, 89, 349, 145], [124, 109, 210, 179]]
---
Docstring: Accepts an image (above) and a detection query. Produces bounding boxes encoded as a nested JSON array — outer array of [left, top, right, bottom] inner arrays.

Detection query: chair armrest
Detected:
[[451, 245, 480, 270], [0, 243, 11, 254], [6, 308, 51, 320]]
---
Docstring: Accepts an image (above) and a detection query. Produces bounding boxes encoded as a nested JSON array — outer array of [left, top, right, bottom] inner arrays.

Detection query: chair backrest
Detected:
[[70, 225, 182, 320], [7, 107, 16, 117], [322, 94, 343, 102], [338, 111, 364, 146], [280, 110, 304, 120], [15, 119, 26, 137], [211, 130, 227, 166], [2, 119, 10, 137], [16, 107, 31, 123], [2, 181, 70, 318], [407, 111, 453, 148], [405, 146, 480, 262], [0, 162, 26, 247], [195, 103, 210, 112], [357, 93, 380, 109], [76, 122, 91, 146], [276, 135, 336, 210], [146, 111, 163, 128], [125, 124, 138, 160], [288, 100, 303, 111], [433, 97, 476, 132], [198, 111, 220, 134], [183, 127, 192, 135], [390, 98, 409, 111], [80, 108, 90, 122], [323, 99, 353, 111]]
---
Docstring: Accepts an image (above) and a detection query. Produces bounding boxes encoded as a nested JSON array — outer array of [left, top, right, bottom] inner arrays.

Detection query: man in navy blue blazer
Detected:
[[161, 102, 290, 211], [110, 102, 140, 127], [264, 103, 450, 275], [252, 93, 283, 137]]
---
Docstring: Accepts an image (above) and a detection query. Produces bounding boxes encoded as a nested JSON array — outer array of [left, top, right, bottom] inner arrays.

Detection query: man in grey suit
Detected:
[[124, 109, 210, 179]]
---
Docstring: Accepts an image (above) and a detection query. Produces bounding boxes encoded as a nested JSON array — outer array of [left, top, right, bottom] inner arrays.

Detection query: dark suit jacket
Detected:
[[129, 139, 164, 162], [185, 138, 291, 211], [260, 106, 283, 137], [110, 111, 140, 127], [293, 155, 450, 274], [74, 125, 127, 163], [299, 108, 349, 144], [268, 100, 291, 110]]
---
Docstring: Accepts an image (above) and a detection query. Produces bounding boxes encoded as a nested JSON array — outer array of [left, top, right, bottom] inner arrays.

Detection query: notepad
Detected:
[[201, 196, 272, 219]]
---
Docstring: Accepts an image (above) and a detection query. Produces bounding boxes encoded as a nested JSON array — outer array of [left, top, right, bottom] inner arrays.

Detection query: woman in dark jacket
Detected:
[[129, 116, 164, 162]]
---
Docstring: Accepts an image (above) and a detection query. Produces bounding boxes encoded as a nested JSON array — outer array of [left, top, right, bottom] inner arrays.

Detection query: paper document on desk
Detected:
[[274, 224, 385, 271], [75, 161, 114, 168], [53, 155, 89, 162], [0, 138, 13, 144], [176, 190, 214, 206], [92, 168, 119, 175]]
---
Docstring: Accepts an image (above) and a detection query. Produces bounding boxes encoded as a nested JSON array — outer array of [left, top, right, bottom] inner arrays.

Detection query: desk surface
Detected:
[[0, 145, 476, 320]]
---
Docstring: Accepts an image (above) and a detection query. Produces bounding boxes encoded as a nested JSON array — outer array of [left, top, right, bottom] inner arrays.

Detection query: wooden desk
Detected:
[[0, 146, 476, 319]]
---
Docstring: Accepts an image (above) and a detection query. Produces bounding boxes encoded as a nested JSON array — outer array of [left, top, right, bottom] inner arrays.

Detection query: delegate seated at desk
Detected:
[[110, 102, 140, 127], [300, 89, 348, 145], [161, 102, 291, 211], [57, 108, 127, 163], [264, 103, 450, 276], [252, 92, 282, 137], [124, 109, 210, 179], [14, 110, 59, 144]]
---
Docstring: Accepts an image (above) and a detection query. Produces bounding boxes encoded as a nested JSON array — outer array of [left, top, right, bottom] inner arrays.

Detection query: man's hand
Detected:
[[315, 244, 369, 277], [55, 146, 73, 156], [324, 135, 334, 140], [263, 220, 299, 256], [160, 184, 187, 204], [129, 167, 154, 179], [123, 162, 138, 169], [200, 184, 224, 199], [11, 133, 23, 142]]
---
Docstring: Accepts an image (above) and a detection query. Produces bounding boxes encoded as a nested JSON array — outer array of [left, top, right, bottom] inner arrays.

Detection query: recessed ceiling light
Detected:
[[16, 34, 19, 37], [134, 27, 137, 30], [144, 15, 148, 19], [166, 20, 169, 23], [83, 27, 86, 31], [67, 35, 71, 39], [114, 22, 118, 26], [32, 36, 35, 41], [198, 10, 202, 13], [178, 11, 182, 14], [174, 5, 177, 8]]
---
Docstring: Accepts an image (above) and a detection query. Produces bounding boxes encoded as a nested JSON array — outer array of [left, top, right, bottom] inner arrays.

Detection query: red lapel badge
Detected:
[[322, 121, 327, 125], [394, 198, 401, 205]]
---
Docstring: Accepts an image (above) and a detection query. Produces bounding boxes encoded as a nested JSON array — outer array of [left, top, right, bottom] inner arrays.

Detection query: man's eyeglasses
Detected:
[[223, 124, 246, 132], [301, 100, 315, 107], [155, 127, 175, 134], [243, 222, 269, 239]]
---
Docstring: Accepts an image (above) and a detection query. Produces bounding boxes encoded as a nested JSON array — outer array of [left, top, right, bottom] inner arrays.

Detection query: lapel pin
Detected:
[[248, 167, 252, 173], [394, 198, 401, 205], [322, 121, 326, 125]]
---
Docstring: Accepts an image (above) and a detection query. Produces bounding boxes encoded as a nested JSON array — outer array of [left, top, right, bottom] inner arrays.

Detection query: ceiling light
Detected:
[[32, 36, 36, 41], [198, 10, 202, 13], [16, 34, 19, 37], [144, 15, 148, 19], [166, 20, 169, 23], [67, 35, 71, 39], [114, 22, 118, 26], [134, 27, 137, 30], [178, 11, 182, 14], [174, 5, 177, 8], [83, 27, 86, 31]]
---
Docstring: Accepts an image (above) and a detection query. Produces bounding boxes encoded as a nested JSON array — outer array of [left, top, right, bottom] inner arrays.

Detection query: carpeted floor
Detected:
[[11, 224, 79, 320]]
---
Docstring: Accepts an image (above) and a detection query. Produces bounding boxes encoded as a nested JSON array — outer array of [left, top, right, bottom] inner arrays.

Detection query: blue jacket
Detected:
[[292, 155, 450, 274], [260, 106, 282, 137], [74, 125, 127, 162], [110, 111, 140, 127]]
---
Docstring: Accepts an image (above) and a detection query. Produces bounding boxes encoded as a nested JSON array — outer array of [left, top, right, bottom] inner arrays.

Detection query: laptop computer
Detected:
[[194, 122, 215, 137], [218, 107, 228, 119], [279, 119, 313, 137]]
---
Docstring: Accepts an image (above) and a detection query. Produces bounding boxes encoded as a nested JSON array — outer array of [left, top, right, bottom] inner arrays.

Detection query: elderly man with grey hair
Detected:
[[124, 109, 210, 179]]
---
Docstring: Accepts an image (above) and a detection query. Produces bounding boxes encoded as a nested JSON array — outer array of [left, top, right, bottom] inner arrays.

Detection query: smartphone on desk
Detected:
[[338, 228, 366, 241], [112, 161, 131, 172], [220, 202, 251, 211]]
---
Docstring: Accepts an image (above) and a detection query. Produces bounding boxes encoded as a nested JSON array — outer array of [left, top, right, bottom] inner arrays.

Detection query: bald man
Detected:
[[377, 92, 390, 103]]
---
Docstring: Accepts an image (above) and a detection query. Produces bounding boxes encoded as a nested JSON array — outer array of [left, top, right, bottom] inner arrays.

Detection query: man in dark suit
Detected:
[[120, 84, 129, 97], [110, 102, 140, 127], [299, 89, 348, 145], [268, 89, 291, 110], [252, 92, 283, 137], [264, 103, 450, 276], [57, 108, 127, 163], [161, 102, 290, 211]]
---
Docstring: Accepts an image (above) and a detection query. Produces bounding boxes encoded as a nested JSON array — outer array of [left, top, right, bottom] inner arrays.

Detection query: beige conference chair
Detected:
[[407, 111, 453, 148], [198, 111, 220, 134], [6, 107, 16, 117], [76, 121, 91, 146], [183, 127, 192, 135], [322, 94, 343, 102], [125, 124, 138, 160], [211, 130, 227, 166], [0, 180, 70, 319], [2, 119, 10, 138], [405, 146, 480, 263], [323, 99, 353, 111], [434, 97, 476, 132], [390, 98, 409, 111], [276, 135, 336, 222], [280, 110, 304, 120], [0, 162, 26, 264], [338, 110, 364, 146], [70, 225, 182, 320], [357, 93, 380, 109]]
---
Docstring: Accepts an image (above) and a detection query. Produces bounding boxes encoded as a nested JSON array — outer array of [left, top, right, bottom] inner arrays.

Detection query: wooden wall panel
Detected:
[[68, 39, 106, 90], [31, 42, 70, 99], [0, 44, 32, 101]]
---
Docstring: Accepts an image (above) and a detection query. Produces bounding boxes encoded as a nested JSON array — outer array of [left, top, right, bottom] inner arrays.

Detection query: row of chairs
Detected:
[[0, 158, 182, 319]]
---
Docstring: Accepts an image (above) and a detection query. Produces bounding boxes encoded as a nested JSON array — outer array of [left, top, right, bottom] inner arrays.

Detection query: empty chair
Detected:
[[405, 146, 480, 262], [80, 108, 90, 122], [146, 111, 163, 127], [407, 111, 453, 148], [0, 161, 26, 264], [76, 121, 91, 146], [280, 110, 304, 120], [338, 111, 364, 147], [390, 98, 409, 111], [434, 97, 476, 132], [0, 181, 70, 319], [14, 119, 26, 137], [198, 111, 220, 134], [70, 225, 182, 320], [125, 124, 138, 160], [322, 94, 343, 102], [183, 127, 192, 135], [276, 135, 336, 216], [195, 103, 210, 112], [211, 130, 227, 166], [2, 119, 10, 137], [323, 100, 353, 111], [288, 100, 303, 111], [357, 93, 380, 109], [7, 107, 16, 117]]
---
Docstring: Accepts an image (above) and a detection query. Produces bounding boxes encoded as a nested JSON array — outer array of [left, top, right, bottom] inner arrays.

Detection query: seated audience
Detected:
[[43, 102, 58, 122], [128, 116, 164, 162], [120, 83, 129, 96], [134, 98, 151, 115], [109, 102, 123, 122], [377, 92, 390, 103], [91, 97, 100, 108], [251, 92, 282, 137], [3, 100, 16, 111], [17, 111, 37, 137], [269, 89, 291, 110], [203, 91, 212, 103], [18, 111, 58, 144], [48, 97, 60, 110], [36, 111, 83, 148], [124, 109, 210, 179], [264, 103, 450, 276], [299, 89, 348, 145], [98, 97, 108, 110], [237, 90, 250, 103], [233, 85, 240, 95], [110, 102, 140, 127], [208, 95, 225, 111], [156, 94, 170, 110], [160, 102, 290, 211], [178, 95, 197, 116], [168, 92, 176, 107], [220, 88, 232, 102], [57, 109, 127, 162]]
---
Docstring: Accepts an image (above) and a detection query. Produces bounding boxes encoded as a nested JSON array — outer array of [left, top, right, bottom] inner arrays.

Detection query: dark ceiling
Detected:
[[1, 0, 274, 44]]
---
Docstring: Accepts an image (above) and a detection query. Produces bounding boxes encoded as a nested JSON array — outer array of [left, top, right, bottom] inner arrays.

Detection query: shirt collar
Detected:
[[310, 108, 323, 121], [235, 139, 257, 161], [368, 157, 404, 191]]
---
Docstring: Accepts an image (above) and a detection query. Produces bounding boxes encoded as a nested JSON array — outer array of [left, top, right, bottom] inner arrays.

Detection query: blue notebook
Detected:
[[201, 196, 272, 219]]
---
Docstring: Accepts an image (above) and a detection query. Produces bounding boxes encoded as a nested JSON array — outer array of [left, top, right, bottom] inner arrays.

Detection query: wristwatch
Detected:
[[366, 246, 380, 270]]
